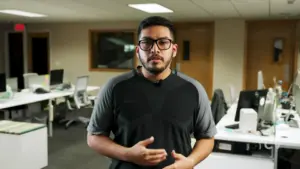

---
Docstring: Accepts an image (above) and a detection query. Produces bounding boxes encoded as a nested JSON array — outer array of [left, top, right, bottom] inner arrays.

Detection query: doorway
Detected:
[[8, 32, 24, 89], [28, 32, 50, 75], [173, 23, 214, 98]]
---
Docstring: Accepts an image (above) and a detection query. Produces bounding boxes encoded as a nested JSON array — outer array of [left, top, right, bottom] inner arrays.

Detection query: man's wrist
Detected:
[[121, 147, 131, 162], [187, 156, 196, 167]]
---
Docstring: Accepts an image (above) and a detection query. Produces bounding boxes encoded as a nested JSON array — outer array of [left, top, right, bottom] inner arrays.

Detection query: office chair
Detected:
[[6, 77, 18, 92], [62, 76, 93, 129], [23, 73, 38, 89], [211, 89, 228, 124]]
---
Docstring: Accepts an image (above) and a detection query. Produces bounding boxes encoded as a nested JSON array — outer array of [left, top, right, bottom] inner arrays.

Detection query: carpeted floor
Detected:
[[44, 109, 111, 169]]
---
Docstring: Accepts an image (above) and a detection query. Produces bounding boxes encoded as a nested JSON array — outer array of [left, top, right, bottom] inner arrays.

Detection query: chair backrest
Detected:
[[211, 89, 228, 124], [74, 76, 89, 93], [6, 77, 18, 92], [23, 73, 38, 89], [27, 75, 49, 90], [74, 76, 90, 109], [229, 84, 237, 104]]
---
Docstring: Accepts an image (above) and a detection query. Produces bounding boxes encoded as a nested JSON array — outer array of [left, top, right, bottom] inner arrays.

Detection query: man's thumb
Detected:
[[138, 136, 154, 146], [172, 150, 185, 160]]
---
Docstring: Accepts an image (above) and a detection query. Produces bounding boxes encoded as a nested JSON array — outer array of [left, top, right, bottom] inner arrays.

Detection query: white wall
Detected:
[[213, 20, 245, 101]]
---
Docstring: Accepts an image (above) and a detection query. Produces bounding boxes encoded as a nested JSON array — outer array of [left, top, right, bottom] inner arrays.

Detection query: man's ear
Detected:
[[172, 44, 178, 58], [136, 45, 139, 58]]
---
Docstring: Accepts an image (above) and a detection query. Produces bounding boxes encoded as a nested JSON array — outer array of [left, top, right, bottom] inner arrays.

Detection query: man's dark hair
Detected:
[[137, 16, 175, 40]]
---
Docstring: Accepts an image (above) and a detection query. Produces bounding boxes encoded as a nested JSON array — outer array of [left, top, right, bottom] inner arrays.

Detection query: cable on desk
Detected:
[[263, 143, 273, 150]]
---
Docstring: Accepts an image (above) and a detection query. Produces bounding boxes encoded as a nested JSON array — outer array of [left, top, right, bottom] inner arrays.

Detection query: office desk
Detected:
[[275, 109, 300, 148], [196, 103, 300, 169], [216, 103, 275, 144], [195, 103, 275, 169], [0, 86, 100, 137]]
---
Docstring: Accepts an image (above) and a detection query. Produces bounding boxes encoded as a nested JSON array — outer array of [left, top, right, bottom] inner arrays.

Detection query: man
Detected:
[[87, 16, 216, 169]]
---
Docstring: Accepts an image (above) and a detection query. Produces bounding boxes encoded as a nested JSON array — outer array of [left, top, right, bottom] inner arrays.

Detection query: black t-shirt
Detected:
[[87, 68, 216, 169]]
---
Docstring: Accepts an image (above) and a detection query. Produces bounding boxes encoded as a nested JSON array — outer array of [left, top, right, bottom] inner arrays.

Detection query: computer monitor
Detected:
[[50, 69, 64, 86], [234, 89, 269, 122], [0, 73, 6, 93]]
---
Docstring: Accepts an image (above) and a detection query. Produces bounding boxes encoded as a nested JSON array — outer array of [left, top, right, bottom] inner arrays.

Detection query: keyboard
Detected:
[[225, 123, 270, 130], [225, 123, 239, 129]]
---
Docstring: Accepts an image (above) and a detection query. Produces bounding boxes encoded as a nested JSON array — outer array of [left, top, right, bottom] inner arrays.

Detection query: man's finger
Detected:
[[137, 136, 154, 146], [146, 148, 167, 156], [147, 156, 167, 165], [162, 164, 176, 169], [172, 150, 185, 160], [145, 153, 166, 161]]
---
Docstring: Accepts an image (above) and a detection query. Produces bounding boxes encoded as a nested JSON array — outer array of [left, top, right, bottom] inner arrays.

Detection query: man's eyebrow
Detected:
[[140, 36, 171, 40]]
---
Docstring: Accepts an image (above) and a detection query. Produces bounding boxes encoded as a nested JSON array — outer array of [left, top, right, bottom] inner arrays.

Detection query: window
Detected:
[[89, 30, 136, 71]]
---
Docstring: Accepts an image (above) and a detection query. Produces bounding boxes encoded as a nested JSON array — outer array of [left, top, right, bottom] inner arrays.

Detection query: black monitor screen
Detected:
[[0, 73, 6, 92], [234, 89, 269, 122], [50, 69, 64, 86]]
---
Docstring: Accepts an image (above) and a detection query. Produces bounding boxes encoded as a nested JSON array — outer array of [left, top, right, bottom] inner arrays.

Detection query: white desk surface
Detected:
[[275, 110, 300, 148], [216, 103, 300, 147], [275, 127, 300, 147], [0, 86, 100, 110], [215, 103, 275, 144]]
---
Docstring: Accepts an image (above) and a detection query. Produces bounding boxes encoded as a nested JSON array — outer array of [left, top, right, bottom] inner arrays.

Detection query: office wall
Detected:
[[26, 22, 138, 88], [0, 24, 9, 73], [213, 20, 245, 101], [23, 20, 245, 100]]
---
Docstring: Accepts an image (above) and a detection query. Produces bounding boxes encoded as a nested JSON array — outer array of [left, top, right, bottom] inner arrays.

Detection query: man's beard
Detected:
[[139, 52, 173, 75]]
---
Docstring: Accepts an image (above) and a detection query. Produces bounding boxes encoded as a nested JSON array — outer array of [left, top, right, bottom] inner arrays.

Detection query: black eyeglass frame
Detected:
[[138, 38, 174, 51]]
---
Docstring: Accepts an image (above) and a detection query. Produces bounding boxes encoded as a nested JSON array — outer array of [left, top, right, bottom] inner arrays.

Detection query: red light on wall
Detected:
[[14, 24, 25, 31]]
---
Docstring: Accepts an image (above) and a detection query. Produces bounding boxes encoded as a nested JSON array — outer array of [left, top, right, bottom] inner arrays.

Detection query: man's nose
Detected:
[[150, 42, 160, 53]]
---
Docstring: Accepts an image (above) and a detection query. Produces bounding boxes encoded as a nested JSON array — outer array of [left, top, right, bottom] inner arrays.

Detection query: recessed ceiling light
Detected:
[[128, 3, 173, 13], [0, 9, 46, 17]]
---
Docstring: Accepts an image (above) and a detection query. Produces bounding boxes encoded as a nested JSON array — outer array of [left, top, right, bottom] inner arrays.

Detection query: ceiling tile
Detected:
[[191, 0, 239, 18], [148, 0, 211, 18], [270, 0, 300, 17], [232, 0, 269, 18]]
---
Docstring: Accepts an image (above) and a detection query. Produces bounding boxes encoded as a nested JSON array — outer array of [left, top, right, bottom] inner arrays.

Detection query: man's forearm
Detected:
[[187, 138, 215, 166], [87, 134, 129, 161]]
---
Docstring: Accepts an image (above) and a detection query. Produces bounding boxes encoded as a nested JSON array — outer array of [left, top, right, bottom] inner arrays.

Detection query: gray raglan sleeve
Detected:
[[87, 80, 114, 136], [193, 82, 217, 140]]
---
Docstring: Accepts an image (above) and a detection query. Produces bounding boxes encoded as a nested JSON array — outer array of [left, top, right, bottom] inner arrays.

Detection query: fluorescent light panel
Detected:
[[128, 3, 173, 13], [0, 9, 46, 17]]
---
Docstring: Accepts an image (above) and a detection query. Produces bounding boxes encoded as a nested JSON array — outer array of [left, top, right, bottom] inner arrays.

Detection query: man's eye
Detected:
[[141, 40, 152, 44], [158, 40, 170, 44]]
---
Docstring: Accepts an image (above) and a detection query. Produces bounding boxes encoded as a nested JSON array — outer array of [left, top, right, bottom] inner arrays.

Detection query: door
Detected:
[[28, 32, 50, 75], [174, 23, 214, 98], [245, 21, 297, 90], [8, 32, 24, 89]]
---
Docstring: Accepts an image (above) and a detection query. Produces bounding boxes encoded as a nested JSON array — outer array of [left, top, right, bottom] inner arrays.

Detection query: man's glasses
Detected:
[[138, 38, 173, 51]]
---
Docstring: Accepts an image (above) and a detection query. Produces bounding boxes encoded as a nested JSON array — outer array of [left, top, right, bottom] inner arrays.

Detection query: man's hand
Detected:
[[163, 150, 195, 169], [125, 136, 167, 166]]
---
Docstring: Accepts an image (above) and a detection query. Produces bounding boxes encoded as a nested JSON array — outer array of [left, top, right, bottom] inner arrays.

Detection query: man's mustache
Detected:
[[147, 55, 164, 62]]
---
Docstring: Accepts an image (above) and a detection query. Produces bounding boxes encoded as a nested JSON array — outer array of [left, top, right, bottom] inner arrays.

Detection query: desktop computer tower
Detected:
[[213, 140, 251, 155]]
